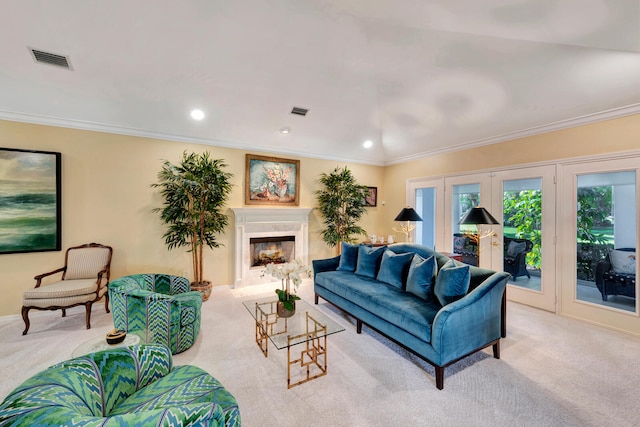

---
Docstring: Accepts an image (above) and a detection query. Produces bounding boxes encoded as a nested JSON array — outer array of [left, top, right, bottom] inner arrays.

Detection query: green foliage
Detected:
[[275, 289, 300, 310], [152, 151, 233, 285], [503, 190, 542, 268], [503, 185, 614, 274], [315, 166, 369, 248], [577, 186, 612, 244]]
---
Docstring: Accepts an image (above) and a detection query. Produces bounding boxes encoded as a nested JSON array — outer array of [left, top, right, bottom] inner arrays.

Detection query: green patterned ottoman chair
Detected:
[[0, 344, 240, 426], [109, 274, 201, 354]]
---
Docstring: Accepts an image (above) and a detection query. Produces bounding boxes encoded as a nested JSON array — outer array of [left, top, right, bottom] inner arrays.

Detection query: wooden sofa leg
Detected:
[[356, 319, 362, 334], [22, 306, 31, 336], [85, 302, 93, 329], [314, 294, 319, 304], [493, 341, 501, 359], [435, 366, 445, 390], [105, 293, 110, 313], [62, 308, 66, 317]]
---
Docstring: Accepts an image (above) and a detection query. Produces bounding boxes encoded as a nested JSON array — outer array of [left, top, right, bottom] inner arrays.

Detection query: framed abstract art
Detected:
[[0, 148, 61, 254]]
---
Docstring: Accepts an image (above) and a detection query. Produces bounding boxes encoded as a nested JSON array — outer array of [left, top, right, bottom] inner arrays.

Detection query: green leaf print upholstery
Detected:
[[109, 274, 202, 354], [0, 344, 240, 426]]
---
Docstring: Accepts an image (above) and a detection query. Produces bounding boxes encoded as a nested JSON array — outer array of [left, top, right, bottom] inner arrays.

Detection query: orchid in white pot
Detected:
[[262, 259, 312, 311]]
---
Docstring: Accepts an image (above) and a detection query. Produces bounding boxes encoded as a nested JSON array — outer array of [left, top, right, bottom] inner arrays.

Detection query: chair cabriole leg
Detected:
[[21, 306, 30, 335], [85, 302, 92, 329]]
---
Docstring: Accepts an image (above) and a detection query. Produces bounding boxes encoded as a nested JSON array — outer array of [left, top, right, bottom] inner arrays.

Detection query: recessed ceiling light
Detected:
[[280, 127, 290, 134], [190, 109, 205, 120], [363, 140, 373, 148]]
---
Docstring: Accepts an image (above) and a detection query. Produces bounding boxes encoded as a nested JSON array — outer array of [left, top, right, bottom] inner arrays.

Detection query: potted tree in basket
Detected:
[[315, 166, 369, 254], [152, 151, 233, 301]]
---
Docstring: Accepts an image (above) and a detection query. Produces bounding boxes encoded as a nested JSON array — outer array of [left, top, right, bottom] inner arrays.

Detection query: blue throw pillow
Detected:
[[406, 254, 437, 300], [434, 259, 470, 306], [354, 245, 386, 278], [337, 242, 359, 272], [376, 250, 414, 289]]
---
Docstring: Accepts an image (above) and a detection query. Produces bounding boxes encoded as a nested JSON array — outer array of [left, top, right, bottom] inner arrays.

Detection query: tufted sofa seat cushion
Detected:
[[315, 270, 440, 342]]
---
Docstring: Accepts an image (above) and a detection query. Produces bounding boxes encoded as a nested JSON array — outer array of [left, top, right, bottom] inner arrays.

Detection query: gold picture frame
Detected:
[[245, 154, 300, 206]]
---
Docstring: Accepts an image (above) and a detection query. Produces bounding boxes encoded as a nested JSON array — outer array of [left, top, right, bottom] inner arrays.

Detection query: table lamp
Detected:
[[458, 207, 499, 262], [393, 206, 422, 243]]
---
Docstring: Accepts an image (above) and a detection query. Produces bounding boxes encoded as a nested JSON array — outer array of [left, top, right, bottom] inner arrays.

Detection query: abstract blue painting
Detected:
[[0, 148, 61, 254]]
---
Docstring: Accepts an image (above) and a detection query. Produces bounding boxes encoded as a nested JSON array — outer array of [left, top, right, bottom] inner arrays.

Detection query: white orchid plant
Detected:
[[261, 259, 312, 310]]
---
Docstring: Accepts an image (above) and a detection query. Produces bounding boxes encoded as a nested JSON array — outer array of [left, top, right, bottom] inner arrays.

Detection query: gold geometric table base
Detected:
[[253, 302, 329, 389], [287, 312, 327, 389]]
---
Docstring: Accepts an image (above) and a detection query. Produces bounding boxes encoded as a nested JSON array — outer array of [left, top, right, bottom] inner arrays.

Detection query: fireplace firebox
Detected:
[[250, 236, 295, 267]]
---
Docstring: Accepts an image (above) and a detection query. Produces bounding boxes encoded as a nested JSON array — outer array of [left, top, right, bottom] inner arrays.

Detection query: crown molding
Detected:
[[385, 103, 640, 166], [2, 103, 638, 168]]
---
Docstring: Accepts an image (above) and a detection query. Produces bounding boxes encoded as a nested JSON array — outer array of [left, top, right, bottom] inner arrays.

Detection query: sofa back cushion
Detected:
[[434, 259, 470, 306], [376, 250, 414, 289], [355, 245, 386, 278], [337, 242, 360, 272], [405, 254, 437, 300]]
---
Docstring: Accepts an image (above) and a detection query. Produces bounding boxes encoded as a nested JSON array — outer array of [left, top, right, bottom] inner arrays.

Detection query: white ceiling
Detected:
[[1, 0, 640, 165]]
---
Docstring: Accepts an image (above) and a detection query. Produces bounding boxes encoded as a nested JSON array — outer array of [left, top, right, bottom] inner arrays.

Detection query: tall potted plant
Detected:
[[315, 166, 369, 253], [152, 151, 233, 301]]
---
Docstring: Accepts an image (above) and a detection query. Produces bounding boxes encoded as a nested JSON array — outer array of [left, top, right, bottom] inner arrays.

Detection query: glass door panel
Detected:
[[444, 174, 492, 267], [408, 178, 444, 251], [559, 158, 639, 336], [576, 171, 636, 313], [503, 178, 542, 291], [491, 165, 556, 312], [415, 187, 436, 248]]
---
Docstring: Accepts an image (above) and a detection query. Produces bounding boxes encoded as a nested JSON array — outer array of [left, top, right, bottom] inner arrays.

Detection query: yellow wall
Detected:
[[3, 113, 640, 317], [0, 120, 384, 316], [383, 113, 640, 227]]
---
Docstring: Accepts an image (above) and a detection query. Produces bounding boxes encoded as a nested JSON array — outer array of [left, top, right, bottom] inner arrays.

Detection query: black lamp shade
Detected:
[[394, 207, 422, 222], [459, 207, 499, 225]]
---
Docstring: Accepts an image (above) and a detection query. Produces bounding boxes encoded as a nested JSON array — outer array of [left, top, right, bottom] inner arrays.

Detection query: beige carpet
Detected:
[[1, 280, 639, 426]]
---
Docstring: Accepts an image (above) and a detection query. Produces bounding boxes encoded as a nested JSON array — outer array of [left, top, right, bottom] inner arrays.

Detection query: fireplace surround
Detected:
[[231, 208, 311, 288]]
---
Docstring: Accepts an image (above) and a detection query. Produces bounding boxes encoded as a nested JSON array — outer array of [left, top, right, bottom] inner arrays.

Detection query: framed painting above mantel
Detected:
[[0, 147, 62, 254], [245, 154, 300, 206]]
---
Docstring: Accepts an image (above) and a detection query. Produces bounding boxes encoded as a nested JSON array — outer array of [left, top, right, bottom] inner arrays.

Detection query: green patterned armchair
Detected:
[[0, 344, 240, 426], [109, 274, 201, 354]]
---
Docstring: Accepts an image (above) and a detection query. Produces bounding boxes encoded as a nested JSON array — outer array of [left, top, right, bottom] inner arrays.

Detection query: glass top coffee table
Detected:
[[242, 296, 344, 388]]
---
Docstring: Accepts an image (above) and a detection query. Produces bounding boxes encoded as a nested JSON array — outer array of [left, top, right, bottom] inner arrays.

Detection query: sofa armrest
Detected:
[[312, 256, 340, 281], [431, 272, 509, 365]]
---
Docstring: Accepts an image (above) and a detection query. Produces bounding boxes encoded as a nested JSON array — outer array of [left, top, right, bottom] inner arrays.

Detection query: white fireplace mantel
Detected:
[[232, 208, 312, 288]]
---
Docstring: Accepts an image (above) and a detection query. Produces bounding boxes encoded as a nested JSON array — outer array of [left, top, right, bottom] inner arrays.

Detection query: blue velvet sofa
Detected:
[[313, 243, 510, 389]]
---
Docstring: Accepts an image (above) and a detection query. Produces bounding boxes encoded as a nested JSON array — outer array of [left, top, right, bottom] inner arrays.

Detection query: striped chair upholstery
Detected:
[[0, 344, 241, 426], [109, 274, 202, 354], [22, 243, 113, 335]]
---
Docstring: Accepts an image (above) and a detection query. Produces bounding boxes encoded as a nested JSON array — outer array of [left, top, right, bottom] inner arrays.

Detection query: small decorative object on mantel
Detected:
[[106, 328, 127, 345], [262, 259, 312, 318]]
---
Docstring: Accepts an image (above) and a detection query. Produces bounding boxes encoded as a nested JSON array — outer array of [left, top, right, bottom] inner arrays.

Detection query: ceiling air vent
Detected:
[[30, 48, 72, 70], [290, 107, 309, 116]]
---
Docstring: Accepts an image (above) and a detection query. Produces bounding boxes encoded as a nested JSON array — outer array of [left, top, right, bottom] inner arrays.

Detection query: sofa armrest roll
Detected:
[[431, 272, 509, 365], [312, 256, 340, 279]]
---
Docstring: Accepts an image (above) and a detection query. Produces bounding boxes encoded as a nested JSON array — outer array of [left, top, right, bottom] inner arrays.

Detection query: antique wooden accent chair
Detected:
[[21, 242, 113, 335]]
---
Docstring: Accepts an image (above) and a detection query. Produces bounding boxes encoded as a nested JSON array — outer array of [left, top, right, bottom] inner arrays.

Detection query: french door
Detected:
[[490, 166, 557, 312], [559, 158, 639, 333]]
